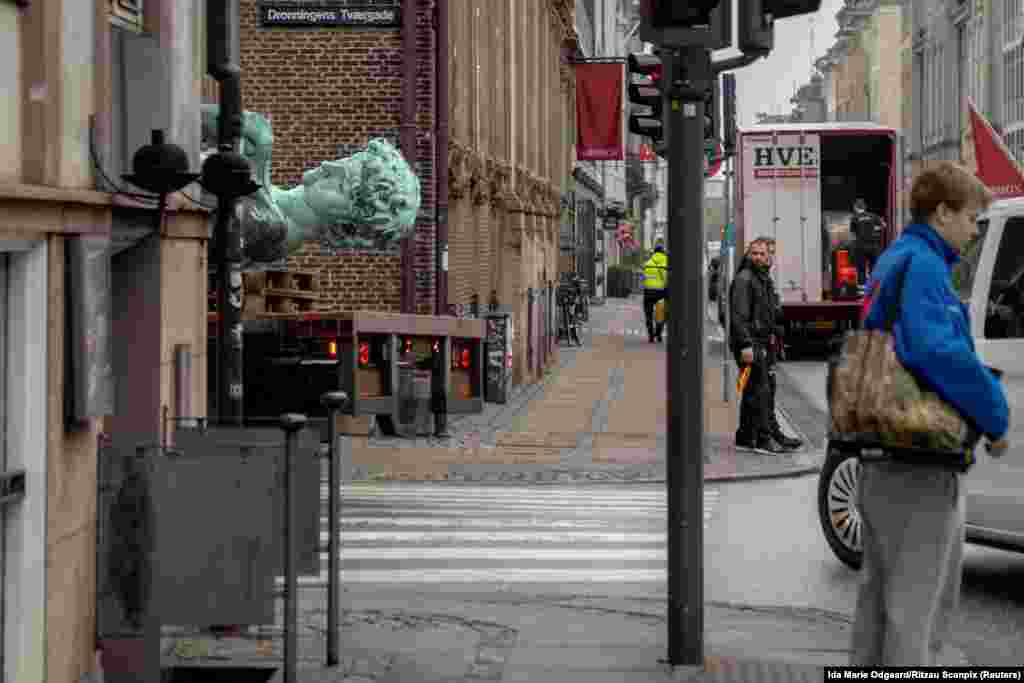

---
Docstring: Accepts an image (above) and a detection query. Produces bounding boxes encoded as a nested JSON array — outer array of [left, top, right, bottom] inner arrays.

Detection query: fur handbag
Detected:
[[827, 265, 987, 468]]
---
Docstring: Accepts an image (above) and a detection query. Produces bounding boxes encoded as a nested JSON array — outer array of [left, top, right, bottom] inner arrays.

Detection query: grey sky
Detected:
[[716, 0, 846, 127]]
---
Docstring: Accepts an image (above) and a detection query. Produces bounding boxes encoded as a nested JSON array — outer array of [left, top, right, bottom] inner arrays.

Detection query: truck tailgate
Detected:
[[742, 130, 823, 304]]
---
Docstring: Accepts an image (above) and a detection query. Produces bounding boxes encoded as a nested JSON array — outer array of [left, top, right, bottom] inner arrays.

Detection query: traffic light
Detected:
[[627, 53, 664, 143], [704, 77, 720, 142], [722, 73, 737, 153], [765, 0, 823, 20], [738, 0, 774, 54], [739, 0, 823, 55], [639, 0, 730, 49], [639, 0, 722, 28]]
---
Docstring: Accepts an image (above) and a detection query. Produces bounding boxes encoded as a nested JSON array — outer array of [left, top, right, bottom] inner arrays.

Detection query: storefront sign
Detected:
[[259, 3, 400, 27]]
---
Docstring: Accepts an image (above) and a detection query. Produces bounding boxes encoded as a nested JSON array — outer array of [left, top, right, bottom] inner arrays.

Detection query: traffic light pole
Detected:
[[664, 44, 709, 668]]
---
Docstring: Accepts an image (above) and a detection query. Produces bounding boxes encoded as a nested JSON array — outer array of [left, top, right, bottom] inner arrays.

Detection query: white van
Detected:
[[819, 198, 1024, 566]]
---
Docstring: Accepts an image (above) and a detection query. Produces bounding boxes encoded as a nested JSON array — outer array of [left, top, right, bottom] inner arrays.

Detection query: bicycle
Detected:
[[557, 282, 584, 347]]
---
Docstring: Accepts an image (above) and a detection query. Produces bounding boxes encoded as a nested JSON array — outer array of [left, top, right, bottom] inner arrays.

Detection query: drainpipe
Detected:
[[435, 0, 449, 315], [400, 0, 419, 314]]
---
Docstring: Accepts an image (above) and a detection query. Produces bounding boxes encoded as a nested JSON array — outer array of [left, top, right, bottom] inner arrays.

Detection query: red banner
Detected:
[[575, 63, 624, 161], [967, 97, 1024, 199]]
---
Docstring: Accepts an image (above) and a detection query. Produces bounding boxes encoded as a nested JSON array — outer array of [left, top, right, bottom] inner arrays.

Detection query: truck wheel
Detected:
[[817, 443, 863, 569], [376, 414, 397, 436]]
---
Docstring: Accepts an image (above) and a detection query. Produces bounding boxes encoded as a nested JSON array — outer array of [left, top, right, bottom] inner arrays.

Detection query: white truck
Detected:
[[734, 122, 901, 351], [819, 197, 1024, 567]]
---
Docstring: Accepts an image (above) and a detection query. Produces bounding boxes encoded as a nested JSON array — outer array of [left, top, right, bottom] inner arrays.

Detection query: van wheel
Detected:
[[817, 444, 864, 569]]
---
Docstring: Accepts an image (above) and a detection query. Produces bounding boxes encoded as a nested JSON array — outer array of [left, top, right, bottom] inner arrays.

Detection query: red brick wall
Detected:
[[238, 0, 437, 313], [287, 242, 402, 312]]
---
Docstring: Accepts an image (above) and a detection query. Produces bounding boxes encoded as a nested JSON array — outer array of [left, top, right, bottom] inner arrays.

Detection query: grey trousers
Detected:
[[850, 460, 964, 666]]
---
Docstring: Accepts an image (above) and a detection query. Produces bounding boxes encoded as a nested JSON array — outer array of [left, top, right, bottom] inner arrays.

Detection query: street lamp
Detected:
[[122, 129, 201, 228]]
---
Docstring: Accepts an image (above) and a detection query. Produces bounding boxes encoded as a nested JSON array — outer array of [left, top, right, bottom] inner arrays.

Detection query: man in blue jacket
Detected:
[[850, 161, 1009, 666]]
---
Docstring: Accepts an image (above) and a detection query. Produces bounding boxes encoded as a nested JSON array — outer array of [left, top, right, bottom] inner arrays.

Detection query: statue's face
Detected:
[[300, 139, 421, 244], [302, 159, 352, 223]]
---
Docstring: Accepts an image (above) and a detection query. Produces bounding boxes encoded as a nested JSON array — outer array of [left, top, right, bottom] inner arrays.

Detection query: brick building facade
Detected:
[[234, 0, 573, 383], [446, 0, 574, 383], [237, 0, 436, 314]]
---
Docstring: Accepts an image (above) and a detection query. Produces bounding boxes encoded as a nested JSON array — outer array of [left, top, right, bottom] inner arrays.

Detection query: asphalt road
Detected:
[[771, 359, 1024, 666]]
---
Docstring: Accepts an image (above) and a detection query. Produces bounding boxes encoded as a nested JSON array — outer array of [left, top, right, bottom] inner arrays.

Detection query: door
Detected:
[[964, 214, 1024, 536]]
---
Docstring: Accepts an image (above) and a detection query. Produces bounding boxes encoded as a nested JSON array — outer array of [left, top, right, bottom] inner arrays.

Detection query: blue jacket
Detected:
[[862, 222, 1009, 440]]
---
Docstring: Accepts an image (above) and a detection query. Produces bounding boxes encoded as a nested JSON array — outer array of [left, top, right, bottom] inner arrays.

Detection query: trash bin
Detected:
[[413, 368, 433, 436], [396, 361, 417, 438]]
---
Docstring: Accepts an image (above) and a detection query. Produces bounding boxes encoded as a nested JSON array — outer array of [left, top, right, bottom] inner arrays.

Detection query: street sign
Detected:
[[704, 139, 724, 178]]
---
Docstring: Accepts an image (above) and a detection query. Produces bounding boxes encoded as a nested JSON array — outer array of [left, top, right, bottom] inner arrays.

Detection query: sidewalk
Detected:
[[164, 586, 968, 681], [341, 295, 822, 484]]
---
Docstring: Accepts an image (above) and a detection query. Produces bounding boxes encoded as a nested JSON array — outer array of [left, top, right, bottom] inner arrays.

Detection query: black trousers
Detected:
[[856, 244, 881, 284], [735, 346, 775, 443], [643, 289, 667, 339]]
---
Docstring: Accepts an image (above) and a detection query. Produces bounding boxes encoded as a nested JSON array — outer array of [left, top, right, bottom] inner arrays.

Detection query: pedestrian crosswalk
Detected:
[[301, 483, 720, 587]]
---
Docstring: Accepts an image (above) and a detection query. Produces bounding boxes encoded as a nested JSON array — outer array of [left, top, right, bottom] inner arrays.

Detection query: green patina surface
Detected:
[[201, 105, 421, 262]]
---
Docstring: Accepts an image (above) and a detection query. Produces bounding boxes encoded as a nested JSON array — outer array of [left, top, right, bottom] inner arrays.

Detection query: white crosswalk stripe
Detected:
[[295, 483, 720, 587]]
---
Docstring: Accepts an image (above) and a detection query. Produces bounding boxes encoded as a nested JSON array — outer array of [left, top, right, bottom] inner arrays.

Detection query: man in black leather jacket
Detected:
[[730, 238, 787, 454]]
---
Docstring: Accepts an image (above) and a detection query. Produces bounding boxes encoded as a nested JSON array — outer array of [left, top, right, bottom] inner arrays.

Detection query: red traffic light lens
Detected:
[[359, 342, 370, 366]]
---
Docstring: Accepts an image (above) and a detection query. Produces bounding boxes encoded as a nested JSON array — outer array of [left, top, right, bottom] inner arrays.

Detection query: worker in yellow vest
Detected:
[[642, 239, 669, 342]]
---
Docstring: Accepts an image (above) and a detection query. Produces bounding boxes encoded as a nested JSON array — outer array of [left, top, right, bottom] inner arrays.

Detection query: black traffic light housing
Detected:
[[639, 0, 722, 28], [639, 0, 730, 50], [721, 73, 737, 153], [704, 77, 720, 142], [739, 0, 773, 54], [740, 0, 823, 55], [627, 53, 665, 143], [765, 0, 823, 20]]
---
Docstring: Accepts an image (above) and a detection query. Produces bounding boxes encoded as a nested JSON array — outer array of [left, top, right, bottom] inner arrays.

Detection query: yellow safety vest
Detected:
[[642, 252, 668, 290]]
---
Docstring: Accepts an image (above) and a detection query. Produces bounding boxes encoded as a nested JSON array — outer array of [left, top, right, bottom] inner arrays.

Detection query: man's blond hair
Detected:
[[910, 161, 993, 223]]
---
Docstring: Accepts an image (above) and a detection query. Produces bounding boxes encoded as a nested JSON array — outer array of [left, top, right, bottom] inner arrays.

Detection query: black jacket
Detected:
[[729, 260, 777, 353], [850, 210, 884, 249]]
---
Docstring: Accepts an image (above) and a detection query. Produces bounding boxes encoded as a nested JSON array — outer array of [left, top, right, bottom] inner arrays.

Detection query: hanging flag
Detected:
[[967, 97, 1024, 199], [575, 63, 624, 161]]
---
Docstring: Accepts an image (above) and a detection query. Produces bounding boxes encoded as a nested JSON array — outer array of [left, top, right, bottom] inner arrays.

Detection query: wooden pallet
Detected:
[[244, 270, 320, 295], [241, 269, 321, 315]]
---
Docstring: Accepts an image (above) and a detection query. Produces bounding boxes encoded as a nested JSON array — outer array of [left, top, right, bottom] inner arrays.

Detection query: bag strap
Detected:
[[882, 258, 910, 332]]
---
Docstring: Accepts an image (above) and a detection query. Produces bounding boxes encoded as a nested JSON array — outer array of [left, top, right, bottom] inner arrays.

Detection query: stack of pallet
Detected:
[[242, 270, 321, 315]]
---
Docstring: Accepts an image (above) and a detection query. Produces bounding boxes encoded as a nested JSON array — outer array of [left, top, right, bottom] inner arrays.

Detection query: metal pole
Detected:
[[208, 0, 245, 425], [665, 44, 707, 668], [321, 392, 350, 667], [722, 156, 733, 404], [280, 413, 307, 683], [215, 190, 243, 424]]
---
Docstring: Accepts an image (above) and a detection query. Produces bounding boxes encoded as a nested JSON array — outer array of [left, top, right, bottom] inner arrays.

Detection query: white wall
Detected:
[[2, 241, 49, 683]]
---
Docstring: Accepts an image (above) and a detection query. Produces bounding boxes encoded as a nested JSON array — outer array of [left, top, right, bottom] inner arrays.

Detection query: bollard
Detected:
[[320, 391, 351, 668], [280, 413, 307, 683]]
